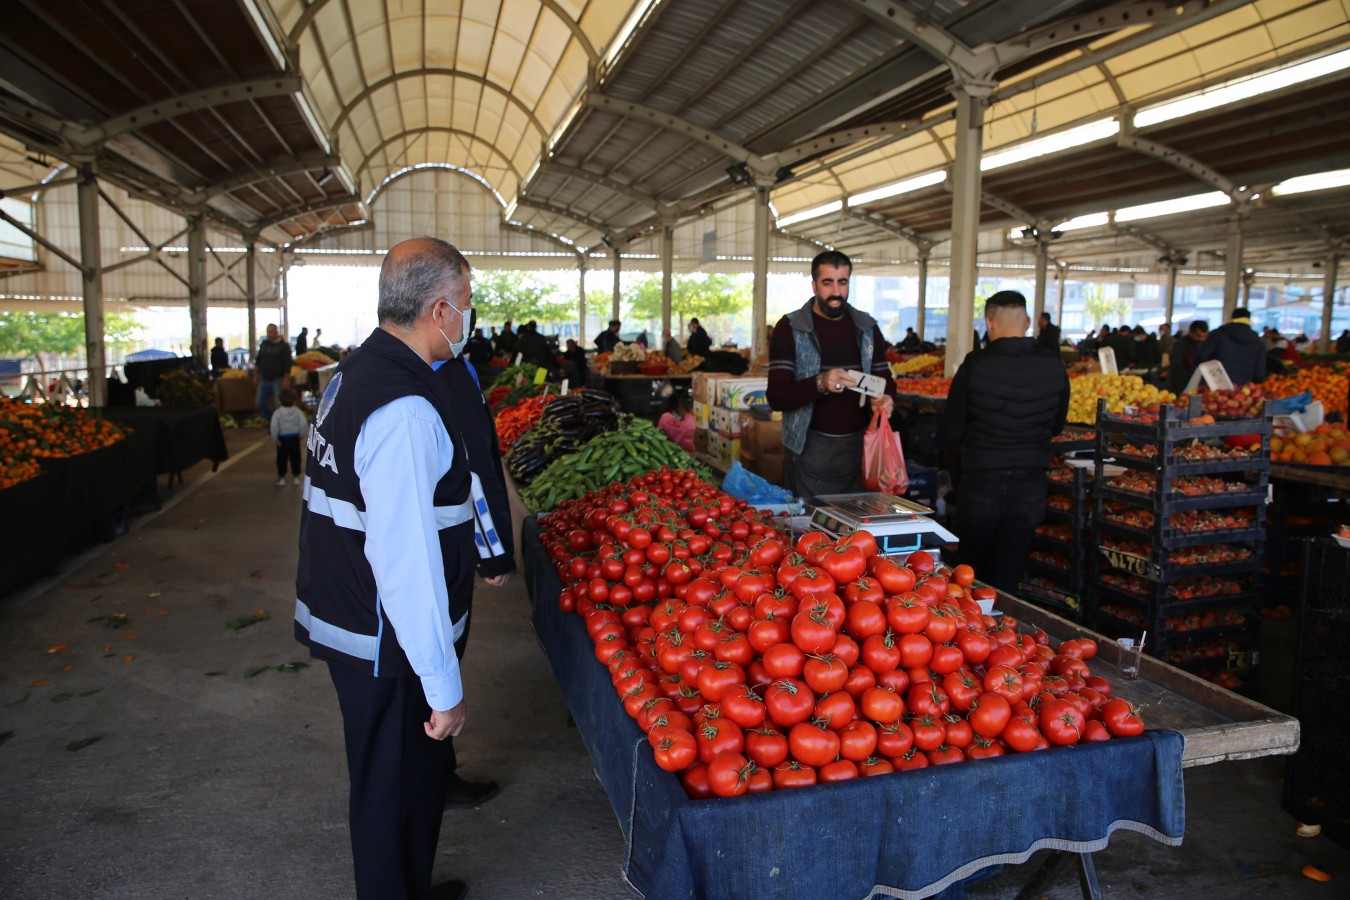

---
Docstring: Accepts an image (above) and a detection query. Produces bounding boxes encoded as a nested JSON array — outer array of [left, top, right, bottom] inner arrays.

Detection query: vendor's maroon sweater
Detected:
[[767, 308, 895, 435]]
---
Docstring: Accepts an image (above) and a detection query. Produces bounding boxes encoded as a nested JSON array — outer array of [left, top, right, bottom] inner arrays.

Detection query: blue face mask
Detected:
[[438, 302, 475, 358]]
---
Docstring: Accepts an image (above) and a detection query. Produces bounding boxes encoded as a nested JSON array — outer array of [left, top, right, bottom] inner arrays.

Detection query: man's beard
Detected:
[[818, 295, 847, 319]]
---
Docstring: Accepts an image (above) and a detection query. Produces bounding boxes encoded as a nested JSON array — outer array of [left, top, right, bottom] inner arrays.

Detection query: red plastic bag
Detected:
[[862, 407, 909, 495]]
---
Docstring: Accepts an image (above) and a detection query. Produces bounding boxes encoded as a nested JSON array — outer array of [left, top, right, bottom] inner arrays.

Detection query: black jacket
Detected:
[[1167, 334, 1203, 393], [1036, 324, 1061, 355], [595, 329, 621, 353], [514, 329, 553, 368], [687, 326, 712, 358], [940, 337, 1070, 473], [1102, 331, 1134, 368], [1197, 321, 1266, 386]]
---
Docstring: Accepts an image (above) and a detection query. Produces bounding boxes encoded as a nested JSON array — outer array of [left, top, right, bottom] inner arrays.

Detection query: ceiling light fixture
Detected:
[[848, 170, 946, 207]]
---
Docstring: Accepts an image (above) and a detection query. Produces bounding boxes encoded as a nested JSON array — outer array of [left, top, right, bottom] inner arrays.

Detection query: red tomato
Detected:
[[1039, 698, 1085, 746], [791, 608, 838, 655], [761, 642, 807, 679], [1083, 675, 1113, 699], [795, 532, 832, 560], [720, 684, 767, 728], [954, 627, 991, 665], [819, 545, 868, 585], [772, 760, 818, 790], [814, 690, 857, 730], [1082, 719, 1112, 742], [923, 607, 958, 644], [910, 715, 946, 751], [844, 600, 888, 640], [764, 677, 816, 727], [682, 764, 713, 799], [965, 735, 1006, 759], [745, 726, 789, 768], [696, 660, 745, 701], [748, 617, 790, 653], [715, 632, 755, 667], [872, 558, 917, 594], [927, 744, 965, 766], [837, 720, 878, 761], [943, 716, 973, 749], [969, 693, 1012, 738], [1100, 697, 1145, 737], [886, 595, 931, 634], [1000, 716, 1042, 753], [653, 728, 698, 772], [844, 578, 885, 606], [830, 633, 861, 668], [983, 664, 1024, 703], [803, 654, 850, 694], [905, 550, 936, 575], [789, 720, 840, 767], [894, 747, 930, 770], [841, 530, 879, 559], [843, 663, 877, 699], [696, 716, 745, 763], [818, 758, 859, 782], [705, 752, 752, 797], [929, 642, 965, 676], [1050, 654, 1090, 679], [876, 721, 915, 758], [858, 756, 895, 776], [874, 667, 911, 695], [906, 682, 950, 718], [897, 633, 934, 669], [860, 684, 905, 723], [942, 670, 982, 713], [861, 631, 902, 673]]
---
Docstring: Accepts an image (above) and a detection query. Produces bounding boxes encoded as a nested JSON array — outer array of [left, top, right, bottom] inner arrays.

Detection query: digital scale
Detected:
[[809, 493, 959, 560]]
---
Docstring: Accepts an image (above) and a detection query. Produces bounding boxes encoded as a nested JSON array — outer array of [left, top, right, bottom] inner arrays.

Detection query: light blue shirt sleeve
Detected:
[[354, 395, 464, 711]]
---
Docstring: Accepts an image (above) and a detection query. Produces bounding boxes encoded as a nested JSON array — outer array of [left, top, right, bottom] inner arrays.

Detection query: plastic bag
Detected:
[[722, 461, 795, 505], [862, 408, 909, 495], [1269, 391, 1313, 415]]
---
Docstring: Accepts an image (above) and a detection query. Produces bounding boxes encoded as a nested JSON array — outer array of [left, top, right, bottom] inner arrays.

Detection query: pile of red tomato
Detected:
[[538, 467, 1146, 799]]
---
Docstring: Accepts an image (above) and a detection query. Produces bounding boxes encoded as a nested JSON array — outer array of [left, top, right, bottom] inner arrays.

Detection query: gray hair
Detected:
[[377, 237, 470, 327]]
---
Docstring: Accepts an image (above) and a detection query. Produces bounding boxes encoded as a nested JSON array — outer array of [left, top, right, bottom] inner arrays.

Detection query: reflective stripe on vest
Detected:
[[302, 476, 475, 532], [295, 598, 469, 662]]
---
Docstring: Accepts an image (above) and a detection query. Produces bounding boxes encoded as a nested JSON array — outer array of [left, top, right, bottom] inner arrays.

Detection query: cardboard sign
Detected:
[[1097, 347, 1118, 375], [1183, 360, 1234, 395], [1099, 547, 1162, 581], [560, 378, 569, 395]]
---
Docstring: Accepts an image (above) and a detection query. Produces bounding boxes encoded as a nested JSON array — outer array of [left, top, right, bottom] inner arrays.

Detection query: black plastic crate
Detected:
[[1016, 576, 1084, 618], [1093, 540, 1265, 584]]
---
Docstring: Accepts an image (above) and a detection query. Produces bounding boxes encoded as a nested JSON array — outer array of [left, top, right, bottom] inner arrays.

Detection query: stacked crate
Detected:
[[1019, 427, 1096, 620], [1087, 396, 1271, 692]]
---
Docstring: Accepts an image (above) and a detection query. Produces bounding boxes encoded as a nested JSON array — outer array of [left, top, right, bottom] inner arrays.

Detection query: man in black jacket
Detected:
[[1166, 320, 1209, 394], [1197, 307, 1266, 386], [940, 291, 1070, 592], [1036, 313, 1061, 355], [686, 318, 712, 357]]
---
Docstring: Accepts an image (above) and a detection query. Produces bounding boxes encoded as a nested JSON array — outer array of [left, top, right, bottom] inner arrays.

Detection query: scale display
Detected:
[[809, 492, 955, 557]]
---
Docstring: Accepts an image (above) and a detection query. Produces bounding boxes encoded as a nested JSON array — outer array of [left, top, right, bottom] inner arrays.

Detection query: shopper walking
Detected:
[[766, 250, 896, 502], [1035, 312, 1061, 356], [270, 388, 307, 486], [254, 323, 292, 422], [295, 326, 309, 355], [686, 317, 712, 357], [940, 291, 1070, 593], [1197, 307, 1267, 386], [295, 236, 492, 900], [1166, 321, 1210, 394]]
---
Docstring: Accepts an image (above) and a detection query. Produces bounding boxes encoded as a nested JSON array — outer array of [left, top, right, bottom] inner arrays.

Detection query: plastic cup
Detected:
[[1118, 638, 1142, 680]]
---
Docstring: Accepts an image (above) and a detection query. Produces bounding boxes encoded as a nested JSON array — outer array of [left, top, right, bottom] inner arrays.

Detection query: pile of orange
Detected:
[[0, 397, 129, 490], [1265, 367, 1350, 420], [1269, 423, 1350, 466], [895, 376, 952, 398]]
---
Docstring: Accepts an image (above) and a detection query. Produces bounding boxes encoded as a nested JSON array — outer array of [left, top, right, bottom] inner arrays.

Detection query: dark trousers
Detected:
[[954, 469, 1047, 594], [328, 664, 454, 900], [276, 435, 301, 477]]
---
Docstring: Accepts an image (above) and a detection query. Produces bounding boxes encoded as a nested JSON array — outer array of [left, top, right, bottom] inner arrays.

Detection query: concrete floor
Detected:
[[1, 428, 1347, 899]]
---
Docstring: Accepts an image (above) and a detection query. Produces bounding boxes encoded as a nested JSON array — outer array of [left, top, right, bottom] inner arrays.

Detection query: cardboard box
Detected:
[[715, 377, 768, 410], [711, 405, 748, 437], [693, 399, 711, 430], [691, 372, 726, 405], [693, 428, 709, 454], [707, 431, 741, 466], [216, 377, 258, 413], [752, 448, 785, 485]]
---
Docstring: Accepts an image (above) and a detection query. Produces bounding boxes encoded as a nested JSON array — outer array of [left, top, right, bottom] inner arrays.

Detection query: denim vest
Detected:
[[781, 299, 877, 454]]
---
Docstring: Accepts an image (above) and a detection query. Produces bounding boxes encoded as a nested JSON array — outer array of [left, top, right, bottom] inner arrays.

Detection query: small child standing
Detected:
[[270, 388, 307, 486]]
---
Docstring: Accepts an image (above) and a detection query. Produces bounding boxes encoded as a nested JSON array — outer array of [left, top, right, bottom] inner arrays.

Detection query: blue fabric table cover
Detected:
[[522, 517, 1185, 899]]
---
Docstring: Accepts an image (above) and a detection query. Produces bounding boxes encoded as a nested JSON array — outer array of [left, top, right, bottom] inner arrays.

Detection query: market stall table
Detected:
[[103, 405, 228, 484], [521, 518, 1279, 900]]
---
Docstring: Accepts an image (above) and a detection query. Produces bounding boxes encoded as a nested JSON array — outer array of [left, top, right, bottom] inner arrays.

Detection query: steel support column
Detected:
[[660, 224, 674, 341], [187, 214, 208, 367], [1164, 263, 1179, 333], [1223, 214, 1245, 321], [1055, 263, 1068, 324], [752, 185, 772, 362], [76, 163, 106, 408], [1033, 240, 1050, 330], [611, 245, 621, 324], [279, 251, 291, 341], [915, 250, 929, 341], [245, 242, 258, 356], [579, 256, 588, 347], [1321, 255, 1340, 352], [945, 80, 994, 376], [1241, 269, 1255, 309]]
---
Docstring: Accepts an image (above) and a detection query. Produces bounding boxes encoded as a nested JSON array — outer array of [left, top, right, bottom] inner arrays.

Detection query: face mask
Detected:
[[438, 302, 473, 358]]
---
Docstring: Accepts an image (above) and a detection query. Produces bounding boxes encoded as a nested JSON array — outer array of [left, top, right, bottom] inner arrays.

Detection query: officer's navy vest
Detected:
[[294, 328, 489, 677]]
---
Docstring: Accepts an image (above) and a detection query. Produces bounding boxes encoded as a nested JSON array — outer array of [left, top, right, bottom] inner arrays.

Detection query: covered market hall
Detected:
[[4, 1, 1350, 898]]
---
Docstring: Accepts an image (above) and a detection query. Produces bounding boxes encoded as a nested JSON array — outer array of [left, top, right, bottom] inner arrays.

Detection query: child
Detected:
[[657, 396, 696, 453], [270, 388, 307, 486]]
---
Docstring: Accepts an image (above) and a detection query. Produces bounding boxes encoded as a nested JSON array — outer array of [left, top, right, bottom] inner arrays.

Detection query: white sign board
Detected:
[[1097, 347, 1118, 376], [1183, 360, 1234, 395]]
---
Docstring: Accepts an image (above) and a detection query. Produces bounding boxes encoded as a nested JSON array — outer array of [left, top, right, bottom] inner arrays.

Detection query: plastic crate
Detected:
[[904, 464, 939, 507]]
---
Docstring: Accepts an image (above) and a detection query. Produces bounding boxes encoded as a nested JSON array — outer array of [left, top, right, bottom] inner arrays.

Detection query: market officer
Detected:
[[939, 290, 1070, 593], [766, 250, 896, 502], [295, 236, 492, 900]]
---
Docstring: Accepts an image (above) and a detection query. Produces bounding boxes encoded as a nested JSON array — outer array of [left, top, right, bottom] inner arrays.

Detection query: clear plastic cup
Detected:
[[1118, 638, 1142, 680]]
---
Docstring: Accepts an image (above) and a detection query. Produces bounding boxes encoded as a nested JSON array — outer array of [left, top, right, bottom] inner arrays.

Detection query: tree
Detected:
[[624, 273, 751, 322], [1081, 286, 1131, 331], [0, 311, 142, 357], [471, 270, 574, 326]]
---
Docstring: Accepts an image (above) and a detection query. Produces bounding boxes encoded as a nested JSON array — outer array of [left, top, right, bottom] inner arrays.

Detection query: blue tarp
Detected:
[[523, 516, 1186, 900], [124, 348, 181, 362]]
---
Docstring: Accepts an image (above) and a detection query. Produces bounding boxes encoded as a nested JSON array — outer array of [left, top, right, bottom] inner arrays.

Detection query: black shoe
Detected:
[[443, 774, 499, 809], [429, 880, 467, 900]]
